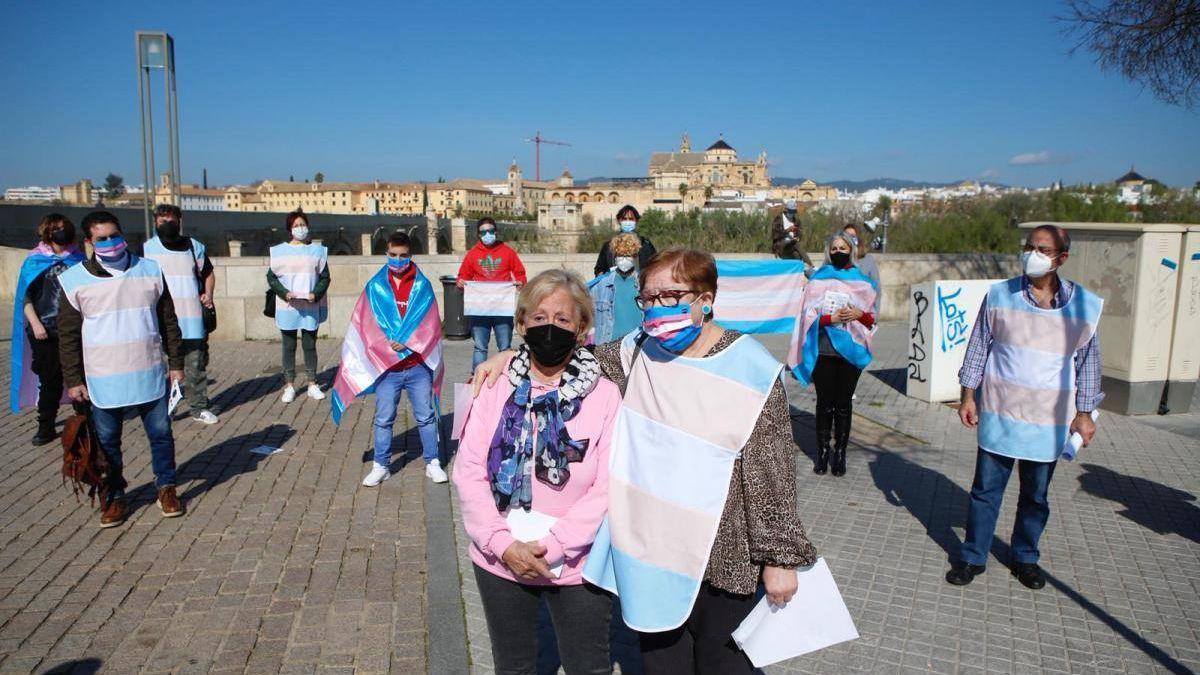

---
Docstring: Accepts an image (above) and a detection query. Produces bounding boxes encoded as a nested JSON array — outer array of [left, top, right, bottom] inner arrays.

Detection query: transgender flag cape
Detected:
[[787, 264, 878, 386], [713, 259, 808, 334], [9, 243, 84, 414], [330, 265, 444, 425]]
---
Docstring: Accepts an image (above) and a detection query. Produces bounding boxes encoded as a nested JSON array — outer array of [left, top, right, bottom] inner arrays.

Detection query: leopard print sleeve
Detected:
[[741, 379, 818, 569]]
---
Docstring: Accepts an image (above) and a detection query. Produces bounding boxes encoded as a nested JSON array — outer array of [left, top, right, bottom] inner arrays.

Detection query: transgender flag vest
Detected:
[[57, 257, 168, 410], [143, 236, 206, 340], [270, 242, 329, 331], [583, 331, 782, 631], [977, 277, 1103, 462]]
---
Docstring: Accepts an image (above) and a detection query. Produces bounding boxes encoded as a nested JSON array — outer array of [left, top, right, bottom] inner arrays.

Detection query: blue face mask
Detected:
[[480, 231, 497, 246], [641, 304, 702, 353], [619, 220, 637, 233], [387, 255, 411, 271]]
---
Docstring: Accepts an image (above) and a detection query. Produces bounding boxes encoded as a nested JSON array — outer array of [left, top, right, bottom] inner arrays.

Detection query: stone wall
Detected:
[[0, 247, 1018, 340]]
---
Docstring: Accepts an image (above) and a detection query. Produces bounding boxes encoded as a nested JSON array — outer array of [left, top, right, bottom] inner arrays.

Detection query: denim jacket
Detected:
[[588, 271, 618, 343]]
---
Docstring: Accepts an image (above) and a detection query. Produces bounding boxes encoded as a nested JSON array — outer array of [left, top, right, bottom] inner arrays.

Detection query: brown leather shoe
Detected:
[[99, 497, 128, 528], [157, 486, 184, 518]]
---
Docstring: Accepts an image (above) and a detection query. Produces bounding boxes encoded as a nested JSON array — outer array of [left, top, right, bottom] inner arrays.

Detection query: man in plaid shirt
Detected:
[[946, 225, 1102, 591]]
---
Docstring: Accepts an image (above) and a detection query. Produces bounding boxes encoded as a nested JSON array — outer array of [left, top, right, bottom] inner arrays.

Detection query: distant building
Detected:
[[154, 174, 225, 211], [4, 186, 61, 202], [59, 179, 102, 205], [1116, 167, 1152, 206]]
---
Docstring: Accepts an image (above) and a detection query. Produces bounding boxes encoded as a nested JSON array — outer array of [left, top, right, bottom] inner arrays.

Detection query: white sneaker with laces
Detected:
[[193, 410, 219, 425], [281, 385, 296, 403], [426, 459, 448, 484], [306, 384, 325, 400], [362, 462, 391, 487]]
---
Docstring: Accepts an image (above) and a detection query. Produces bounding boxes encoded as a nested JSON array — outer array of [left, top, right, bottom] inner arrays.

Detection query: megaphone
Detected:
[[862, 218, 881, 234]]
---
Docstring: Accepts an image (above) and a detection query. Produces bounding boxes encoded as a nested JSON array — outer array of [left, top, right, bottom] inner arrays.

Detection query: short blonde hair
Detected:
[[515, 269, 594, 342], [610, 233, 642, 258]]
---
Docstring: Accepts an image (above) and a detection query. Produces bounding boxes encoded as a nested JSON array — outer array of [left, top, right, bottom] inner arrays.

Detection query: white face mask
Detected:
[[615, 257, 635, 273], [1021, 250, 1056, 278], [619, 220, 637, 233], [292, 226, 309, 242]]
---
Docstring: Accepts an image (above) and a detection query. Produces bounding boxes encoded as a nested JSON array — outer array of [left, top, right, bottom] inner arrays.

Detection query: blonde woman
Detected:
[[454, 269, 621, 674], [589, 232, 643, 343]]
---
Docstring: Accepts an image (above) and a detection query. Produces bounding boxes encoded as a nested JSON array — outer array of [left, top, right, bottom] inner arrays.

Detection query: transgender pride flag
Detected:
[[713, 259, 809, 334], [330, 265, 444, 425]]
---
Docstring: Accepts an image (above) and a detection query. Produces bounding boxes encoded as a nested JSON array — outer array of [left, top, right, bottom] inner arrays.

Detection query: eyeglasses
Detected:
[[1022, 244, 1059, 256], [479, 228, 496, 235], [635, 289, 698, 310]]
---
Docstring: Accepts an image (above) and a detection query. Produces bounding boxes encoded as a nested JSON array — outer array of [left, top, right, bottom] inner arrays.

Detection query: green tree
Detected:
[[103, 173, 125, 198], [314, 172, 325, 184], [678, 183, 688, 199]]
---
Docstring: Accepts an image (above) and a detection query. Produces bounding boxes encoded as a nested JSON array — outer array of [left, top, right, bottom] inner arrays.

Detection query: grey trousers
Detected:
[[473, 564, 612, 675], [182, 338, 210, 411]]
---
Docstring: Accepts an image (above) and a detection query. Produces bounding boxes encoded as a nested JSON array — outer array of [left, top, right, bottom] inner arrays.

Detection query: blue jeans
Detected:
[[91, 393, 177, 496], [960, 448, 1058, 566], [373, 365, 440, 466], [470, 316, 514, 371]]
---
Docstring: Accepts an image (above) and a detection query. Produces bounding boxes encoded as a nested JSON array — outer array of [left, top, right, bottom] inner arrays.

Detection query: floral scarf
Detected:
[[486, 345, 601, 512]]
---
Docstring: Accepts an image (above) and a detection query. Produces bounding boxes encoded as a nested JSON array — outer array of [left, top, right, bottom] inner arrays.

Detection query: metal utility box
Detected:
[[1020, 222, 1186, 415], [1165, 225, 1200, 413], [905, 279, 1000, 402]]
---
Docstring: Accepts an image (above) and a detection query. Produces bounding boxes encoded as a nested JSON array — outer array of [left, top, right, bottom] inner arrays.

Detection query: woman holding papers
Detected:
[[474, 248, 818, 674], [786, 233, 878, 477], [267, 209, 330, 403], [456, 217, 528, 372], [453, 269, 621, 675]]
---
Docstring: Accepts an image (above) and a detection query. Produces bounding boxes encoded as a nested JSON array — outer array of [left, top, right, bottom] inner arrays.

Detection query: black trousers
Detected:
[[29, 336, 85, 427], [639, 582, 756, 675], [812, 353, 863, 412], [473, 564, 612, 675]]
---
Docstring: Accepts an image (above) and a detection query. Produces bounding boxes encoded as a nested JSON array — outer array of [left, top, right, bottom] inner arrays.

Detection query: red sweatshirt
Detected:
[[456, 242, 527, 284], [387, 263, 423, 371]]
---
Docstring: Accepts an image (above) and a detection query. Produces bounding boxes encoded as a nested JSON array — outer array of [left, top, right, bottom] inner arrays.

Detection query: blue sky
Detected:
[[2, 0, 1198, 189]]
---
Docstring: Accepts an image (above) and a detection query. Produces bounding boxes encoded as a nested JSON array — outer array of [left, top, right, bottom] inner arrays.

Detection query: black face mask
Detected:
[[524, 324, 577, 368], [830, 251, 852, 268], [156, 221, 182, 242], [50, 229, 71, 245]]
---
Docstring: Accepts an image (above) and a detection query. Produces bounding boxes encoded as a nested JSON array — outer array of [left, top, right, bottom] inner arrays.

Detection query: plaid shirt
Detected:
[[958, 276, 1102, 413]]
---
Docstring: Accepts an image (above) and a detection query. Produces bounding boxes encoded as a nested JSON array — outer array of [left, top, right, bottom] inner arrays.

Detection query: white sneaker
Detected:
[[306, 384, 325, 401], [192, 410, 219, 425], [362, 462, 391, 487], [426, 460, 448, 484], [281, 385, 296, 403]]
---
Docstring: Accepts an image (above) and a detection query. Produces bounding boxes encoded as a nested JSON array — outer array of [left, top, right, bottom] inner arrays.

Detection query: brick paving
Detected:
[[1, 322, 1198, 674]]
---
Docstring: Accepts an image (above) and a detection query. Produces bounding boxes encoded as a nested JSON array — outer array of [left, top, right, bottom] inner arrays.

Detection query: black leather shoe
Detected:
[[31, 427, 57, 446], [830, 447, 847, 476], [945, 561, 986, 586], [1011, 562, 1046, 589]]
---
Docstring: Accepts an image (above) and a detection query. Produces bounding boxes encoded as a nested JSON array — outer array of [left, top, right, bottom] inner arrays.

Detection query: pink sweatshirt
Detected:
[[453, 375, 621, 586]]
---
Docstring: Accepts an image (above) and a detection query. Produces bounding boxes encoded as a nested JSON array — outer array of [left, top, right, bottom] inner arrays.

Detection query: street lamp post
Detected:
[[136, 31, 181, 239]]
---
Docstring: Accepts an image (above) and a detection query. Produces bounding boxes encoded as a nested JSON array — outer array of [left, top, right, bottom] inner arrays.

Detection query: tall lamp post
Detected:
[[136, 31, 181, 239]]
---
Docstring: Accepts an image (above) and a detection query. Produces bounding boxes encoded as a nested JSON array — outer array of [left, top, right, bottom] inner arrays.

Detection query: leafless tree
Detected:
[[1062, 0, 1200, 108]]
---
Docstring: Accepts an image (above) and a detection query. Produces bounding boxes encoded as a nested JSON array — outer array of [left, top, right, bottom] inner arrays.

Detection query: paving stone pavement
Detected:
[[450, 324, 1200, 675], [2, 322, 1198, 674]]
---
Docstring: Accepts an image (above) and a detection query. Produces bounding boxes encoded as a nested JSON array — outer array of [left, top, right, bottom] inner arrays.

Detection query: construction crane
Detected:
[[524, 131, 571, 181]]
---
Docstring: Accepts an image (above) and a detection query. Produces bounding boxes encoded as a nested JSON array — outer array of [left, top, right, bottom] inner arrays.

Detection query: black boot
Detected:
[[813, 404, 832, 475], [32, 419, 56, 446], [831, 405, 851, 476]]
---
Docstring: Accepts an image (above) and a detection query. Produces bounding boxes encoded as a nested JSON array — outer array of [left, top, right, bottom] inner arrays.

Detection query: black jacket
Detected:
[[23, 262, 72, 338]]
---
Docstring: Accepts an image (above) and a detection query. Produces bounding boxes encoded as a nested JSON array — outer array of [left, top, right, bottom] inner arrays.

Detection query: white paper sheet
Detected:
[[167, 380, 183, 415], [451, 383, 472, 441], [506, 509, 563, 578], [731, 558, 859, 667], [821, 291, 851, 315], [1061, 409, 1100, 462]]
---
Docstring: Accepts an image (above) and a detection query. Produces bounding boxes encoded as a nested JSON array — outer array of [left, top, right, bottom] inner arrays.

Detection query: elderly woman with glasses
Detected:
[[474, 248, 817, 674]]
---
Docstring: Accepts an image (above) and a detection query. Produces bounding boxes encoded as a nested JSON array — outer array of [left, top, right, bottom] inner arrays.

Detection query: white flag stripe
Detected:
[[464, 281, 517, 317]]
